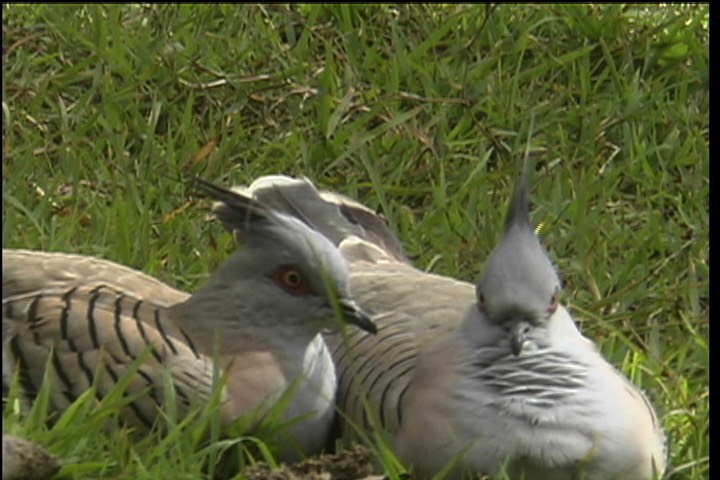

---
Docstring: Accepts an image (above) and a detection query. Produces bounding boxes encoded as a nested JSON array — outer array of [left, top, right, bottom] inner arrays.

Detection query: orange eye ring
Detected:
[[282, 270, 302, 287], [272, 266, 312, 295]]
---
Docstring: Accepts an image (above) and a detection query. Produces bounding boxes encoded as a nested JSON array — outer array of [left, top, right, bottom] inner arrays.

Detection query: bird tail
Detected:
[[231, 175, 409, 263]]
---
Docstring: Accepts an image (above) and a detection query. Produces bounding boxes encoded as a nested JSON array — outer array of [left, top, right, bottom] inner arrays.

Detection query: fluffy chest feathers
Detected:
[[220, 335, 336, 458], [464, 345, 590, 414], [396, 311, 665, 480]]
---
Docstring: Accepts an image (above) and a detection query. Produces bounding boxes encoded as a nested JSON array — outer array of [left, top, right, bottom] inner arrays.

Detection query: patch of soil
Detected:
[[242, 443, 383, 480]]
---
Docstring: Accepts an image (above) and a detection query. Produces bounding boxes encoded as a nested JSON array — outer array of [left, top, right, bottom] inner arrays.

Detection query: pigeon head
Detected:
[[179, 178, 376, 350], [475, 162, 561, 355]]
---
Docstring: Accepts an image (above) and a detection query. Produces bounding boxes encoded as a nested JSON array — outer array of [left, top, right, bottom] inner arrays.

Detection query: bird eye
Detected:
[[272, 266, 312, 295], [283, 270, 302, 287], [477, 292, 487, 310]]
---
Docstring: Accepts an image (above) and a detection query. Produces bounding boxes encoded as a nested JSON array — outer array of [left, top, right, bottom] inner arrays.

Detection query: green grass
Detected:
[[3, 4, 708, 479]]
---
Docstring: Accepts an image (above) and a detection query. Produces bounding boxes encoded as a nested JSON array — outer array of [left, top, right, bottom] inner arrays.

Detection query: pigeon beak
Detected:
[[340, 299, 377, 335], [510, 319, 533, 356]]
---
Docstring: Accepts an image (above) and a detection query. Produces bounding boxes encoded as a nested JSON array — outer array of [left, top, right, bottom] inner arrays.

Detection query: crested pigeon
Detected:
[[2, 178, 376, 461], [236, 171, 667, 479]]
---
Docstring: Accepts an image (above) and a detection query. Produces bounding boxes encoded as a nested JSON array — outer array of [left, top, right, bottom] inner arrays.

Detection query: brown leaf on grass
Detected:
[[185, 139, 218, 170]]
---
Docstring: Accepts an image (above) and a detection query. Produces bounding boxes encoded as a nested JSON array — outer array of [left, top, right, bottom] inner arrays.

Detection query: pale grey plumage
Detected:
[[476, 161, 562, 356], [2, 178, 375, 461], [238, 172, 667, 479]]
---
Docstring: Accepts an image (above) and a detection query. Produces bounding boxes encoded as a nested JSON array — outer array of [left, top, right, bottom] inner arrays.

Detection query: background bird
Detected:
[[2, 178, 376, 461]]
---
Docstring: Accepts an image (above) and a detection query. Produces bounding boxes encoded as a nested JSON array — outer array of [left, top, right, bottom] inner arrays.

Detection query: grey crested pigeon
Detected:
[[235, 172, 667, 480], [2, 178, 376, 461]]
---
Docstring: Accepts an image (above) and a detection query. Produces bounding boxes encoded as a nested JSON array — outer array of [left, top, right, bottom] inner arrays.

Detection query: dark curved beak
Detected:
[[340, 298, 377, 335], [510, 320, 533, 356]]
